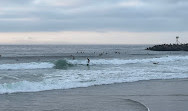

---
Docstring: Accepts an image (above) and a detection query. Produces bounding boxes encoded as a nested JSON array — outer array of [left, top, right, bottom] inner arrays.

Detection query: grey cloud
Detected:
[[0, 0, 32, 6], [0, 0, 187, 32]]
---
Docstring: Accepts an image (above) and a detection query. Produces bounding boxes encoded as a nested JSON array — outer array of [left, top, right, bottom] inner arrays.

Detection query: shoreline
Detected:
[[0, 78, 185, 95], [0, 78, 188, 111]]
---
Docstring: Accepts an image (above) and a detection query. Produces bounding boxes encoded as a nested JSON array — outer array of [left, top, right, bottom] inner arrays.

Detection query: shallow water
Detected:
[[0, 45, 188, 94]]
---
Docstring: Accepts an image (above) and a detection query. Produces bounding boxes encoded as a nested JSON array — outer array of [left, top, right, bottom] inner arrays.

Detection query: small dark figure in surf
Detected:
[[99, 53, 103, 56], [153, 62, 159, 65], [87, 58, 90, 66], [72, 56, 75, 60]]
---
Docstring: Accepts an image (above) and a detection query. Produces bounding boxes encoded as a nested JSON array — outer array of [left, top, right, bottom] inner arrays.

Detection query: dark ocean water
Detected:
[[0, 45, 188, 94]]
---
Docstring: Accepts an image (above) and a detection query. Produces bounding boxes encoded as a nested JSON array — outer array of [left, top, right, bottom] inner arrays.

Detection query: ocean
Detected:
[[0, 45, 188, 94]]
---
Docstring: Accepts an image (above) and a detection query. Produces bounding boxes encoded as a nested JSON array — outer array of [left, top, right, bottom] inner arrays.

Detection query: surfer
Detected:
[[72, 56, 75, 60], [87, 58, 90, 66], [153, 62, 159, 65]]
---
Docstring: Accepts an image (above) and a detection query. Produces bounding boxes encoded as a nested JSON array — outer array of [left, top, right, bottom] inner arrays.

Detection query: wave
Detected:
[[0, 62, 54, 70], [68, 55, 188, 65], [0, 66, 188, 94], [0, 74, 187, 94], [0, 55, 188, 70], [54, 60, 73, 69], [0, 60, 74, 70]]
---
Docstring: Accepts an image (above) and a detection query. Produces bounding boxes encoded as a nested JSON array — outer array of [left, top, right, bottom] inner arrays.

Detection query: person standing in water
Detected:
[[87, 58, 90, 66], [72, 56, 75, 60]]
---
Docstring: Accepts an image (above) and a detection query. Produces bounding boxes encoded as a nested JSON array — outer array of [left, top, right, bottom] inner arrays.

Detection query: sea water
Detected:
[[0, 45, 188, 94]]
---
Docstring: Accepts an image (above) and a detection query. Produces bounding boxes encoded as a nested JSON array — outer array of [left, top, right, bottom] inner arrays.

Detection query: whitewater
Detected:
[[0, 45, 188, 94]]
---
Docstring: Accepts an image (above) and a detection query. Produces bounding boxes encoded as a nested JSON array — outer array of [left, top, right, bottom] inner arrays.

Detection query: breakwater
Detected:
[[146, 44, 188, 51]]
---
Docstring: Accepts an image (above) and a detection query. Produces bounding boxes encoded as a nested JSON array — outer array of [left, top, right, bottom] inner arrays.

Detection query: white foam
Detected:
[[0, 55, 188, 70], [0, 55, 188, 94], [68, 55, 188, 65], [0, 64, 188, 94], [0, 62, 54, 70]]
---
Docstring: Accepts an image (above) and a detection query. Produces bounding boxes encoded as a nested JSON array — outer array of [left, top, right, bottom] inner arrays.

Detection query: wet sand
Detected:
[[0, 78, 188, 111]]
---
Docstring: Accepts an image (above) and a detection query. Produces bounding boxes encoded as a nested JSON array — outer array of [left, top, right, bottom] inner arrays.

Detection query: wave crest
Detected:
[[0, 55, 188, 70], [54, 60, 73, 69], [0, 62, 54, 70]]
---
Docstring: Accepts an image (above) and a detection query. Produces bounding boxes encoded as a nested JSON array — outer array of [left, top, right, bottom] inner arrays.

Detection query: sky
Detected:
[[0, 0, 187, 44]]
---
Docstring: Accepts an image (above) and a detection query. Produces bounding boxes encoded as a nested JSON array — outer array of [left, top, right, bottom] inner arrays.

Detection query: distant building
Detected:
[[176, 36, 180, 44]]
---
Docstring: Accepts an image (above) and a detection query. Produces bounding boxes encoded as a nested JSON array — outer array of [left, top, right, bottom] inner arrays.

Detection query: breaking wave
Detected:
[[54, 60, 73, 69], [0, 62, 54, 70], [69, 55, 188, 65], [0, 69, 187, 94], [0, 55, 188, 70]]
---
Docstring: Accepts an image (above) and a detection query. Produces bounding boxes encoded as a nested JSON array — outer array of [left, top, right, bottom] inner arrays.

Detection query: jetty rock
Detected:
[[146, 44, 188, 51]]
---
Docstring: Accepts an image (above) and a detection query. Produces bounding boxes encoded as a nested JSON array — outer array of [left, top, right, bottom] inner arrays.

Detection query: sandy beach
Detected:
[[0, 78, 187, 111]]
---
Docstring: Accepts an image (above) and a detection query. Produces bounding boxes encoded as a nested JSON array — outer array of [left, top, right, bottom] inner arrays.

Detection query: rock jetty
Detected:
[[146, 44, 188, 51]]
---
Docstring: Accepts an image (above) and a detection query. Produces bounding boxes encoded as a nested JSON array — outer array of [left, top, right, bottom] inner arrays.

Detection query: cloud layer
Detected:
[[0, 0, 187, 32]]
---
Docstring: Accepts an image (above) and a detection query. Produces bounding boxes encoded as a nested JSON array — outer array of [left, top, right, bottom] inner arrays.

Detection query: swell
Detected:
[[0, 70, 187, 94], [0, 62, 54, 70], [53, 60, 74, 69], [0, 55, 188, 70]]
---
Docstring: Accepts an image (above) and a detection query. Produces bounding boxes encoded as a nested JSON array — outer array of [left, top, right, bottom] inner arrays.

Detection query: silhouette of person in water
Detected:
[[72, 56, 75, 60], [87, 58, 90, 66]]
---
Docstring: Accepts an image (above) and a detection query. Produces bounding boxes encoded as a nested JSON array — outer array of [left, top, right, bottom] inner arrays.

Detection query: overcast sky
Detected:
[[0, 0, 187, 44]]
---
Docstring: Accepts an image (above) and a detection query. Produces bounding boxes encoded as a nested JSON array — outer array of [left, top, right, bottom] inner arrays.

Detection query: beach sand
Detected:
[[0, 78, 188, 111]]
